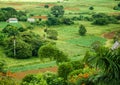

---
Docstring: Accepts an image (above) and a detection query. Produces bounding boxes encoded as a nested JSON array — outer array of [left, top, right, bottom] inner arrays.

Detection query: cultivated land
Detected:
[[0, 0, 120, 77]]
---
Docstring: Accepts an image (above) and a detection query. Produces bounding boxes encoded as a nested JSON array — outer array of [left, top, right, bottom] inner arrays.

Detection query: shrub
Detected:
[[44, 4, 49, 8], [89, 6, 94, 10], [79, 24, 87, 36], [93, 18, 109, 25], [71, 60, 84, 70], [43, 72, 64, 85], [58, 62, 73, 80], [0, 76, 18, 85], [21, 74, 47, 85], [61, 17, 74, 25], [38, 44, 58, 60], [46, 15, 60, 26], [46, 29, 58, 40]]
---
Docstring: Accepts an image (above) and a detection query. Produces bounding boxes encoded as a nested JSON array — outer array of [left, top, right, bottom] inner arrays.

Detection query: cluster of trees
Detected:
[[46, 5, 74, 26], [92, 13, 119, 25], [0, 24, 43, 59], [0, 7, 27, 21], [0, 24, 68, 64]]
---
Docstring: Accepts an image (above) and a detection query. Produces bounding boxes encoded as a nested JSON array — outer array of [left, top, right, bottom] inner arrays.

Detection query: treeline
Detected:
[[0, 7, 27, 21]]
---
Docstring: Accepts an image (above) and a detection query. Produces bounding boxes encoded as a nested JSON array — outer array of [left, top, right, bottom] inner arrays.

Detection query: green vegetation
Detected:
[[0, 0, 120, 84]]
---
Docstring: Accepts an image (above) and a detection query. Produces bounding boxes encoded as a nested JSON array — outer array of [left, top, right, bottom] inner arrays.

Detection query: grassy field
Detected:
[[0, 0, 120, 72]]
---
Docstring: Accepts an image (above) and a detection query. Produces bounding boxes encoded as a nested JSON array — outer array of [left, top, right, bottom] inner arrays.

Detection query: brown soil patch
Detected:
[[32, 16, 47, 20], [7, 3, 22, 6], [13, 66, 57, 80], [38, 3, 55, 7], [65, 7, 80, 11], [103, 31, 115, 39], [108, 12, 120, 16]]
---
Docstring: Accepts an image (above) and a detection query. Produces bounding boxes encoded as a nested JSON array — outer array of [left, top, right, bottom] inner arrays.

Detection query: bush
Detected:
[[18, 27, 27, 32], [71, 60, 84, 70], [46, 15, 60, 26], [0, 76, 18, 85], [38, 44, 58, 60], [44, 4, 49, 8], [43, 72, 64, 85], [58, 62, 73, 80], [38, 43, 68, 63], [79, 24, 87, 36], [93, 18, 109, 25], [61, 17, 74, 25], [89, 6, 94, 10], [21, 74, 47, 85], [55, 51, 69, 64], [46, 29, 58, 40]]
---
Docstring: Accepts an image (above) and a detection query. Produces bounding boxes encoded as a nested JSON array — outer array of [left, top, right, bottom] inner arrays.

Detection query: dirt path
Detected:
[[13, 66, 57, 80]]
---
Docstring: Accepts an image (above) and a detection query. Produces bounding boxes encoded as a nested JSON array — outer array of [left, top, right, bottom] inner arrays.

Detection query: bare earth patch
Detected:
[[13, 66, 57, 80], [32, 16, 47, 20], [103, 31, 115, 39], [38, 3, 55, 7]]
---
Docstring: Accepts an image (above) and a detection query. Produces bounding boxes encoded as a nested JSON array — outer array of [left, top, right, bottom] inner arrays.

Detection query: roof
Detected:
[[27, 18, 35, 22], [8, 18, 18, 21]]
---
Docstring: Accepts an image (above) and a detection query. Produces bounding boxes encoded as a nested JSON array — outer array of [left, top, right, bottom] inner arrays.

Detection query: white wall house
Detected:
[[7, 18, 18, 23], [111, 41, 120, 50], [27, 18, 35, 23]]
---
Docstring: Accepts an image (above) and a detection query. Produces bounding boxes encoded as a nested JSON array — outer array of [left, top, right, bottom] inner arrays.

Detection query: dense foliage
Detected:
[[79, 24, 87, 36], [0, 7, 27, 21]]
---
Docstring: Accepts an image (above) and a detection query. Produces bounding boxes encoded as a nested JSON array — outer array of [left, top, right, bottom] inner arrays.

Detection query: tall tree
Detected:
[[2, 25, 19, 57], [51, 5, 64, 17]]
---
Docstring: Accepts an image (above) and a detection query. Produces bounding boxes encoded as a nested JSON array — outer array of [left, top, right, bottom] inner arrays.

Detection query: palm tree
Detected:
[[85, 46, 120, 85]]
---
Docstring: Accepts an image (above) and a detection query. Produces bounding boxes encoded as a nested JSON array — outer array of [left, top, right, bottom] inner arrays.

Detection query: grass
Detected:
[[7, 61, 56, 72], [0, 22, 22, 30], [67, 35, 106, 47]]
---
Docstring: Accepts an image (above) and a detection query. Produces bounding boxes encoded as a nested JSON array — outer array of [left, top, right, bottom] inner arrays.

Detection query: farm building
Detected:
[[111, 41, 120, 50], [27, 18, 35, 23], [7, 18, 18, 23]]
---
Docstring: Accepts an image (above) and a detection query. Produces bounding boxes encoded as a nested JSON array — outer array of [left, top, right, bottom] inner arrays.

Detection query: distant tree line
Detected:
[[0, 7, 27, 21]]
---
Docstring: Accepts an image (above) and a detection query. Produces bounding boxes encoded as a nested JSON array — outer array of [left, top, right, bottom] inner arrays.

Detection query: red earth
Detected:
[[13, 66, 57, 80], [7, 3, 22, 6], [103, 31, 115, 39], [38, 3, 55, 7], [32, 16, 47, 20], [108, 12, 120, 16]]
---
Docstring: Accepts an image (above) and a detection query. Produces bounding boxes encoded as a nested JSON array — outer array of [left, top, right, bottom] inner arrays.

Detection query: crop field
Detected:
[[0, 0, 120, 73]]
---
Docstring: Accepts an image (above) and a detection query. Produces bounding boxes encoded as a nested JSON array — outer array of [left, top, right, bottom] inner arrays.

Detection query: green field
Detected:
[[0, 0, 120, 72]]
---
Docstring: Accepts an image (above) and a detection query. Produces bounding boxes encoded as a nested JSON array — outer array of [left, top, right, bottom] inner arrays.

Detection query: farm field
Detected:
[[0, 0, 120, 84]]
